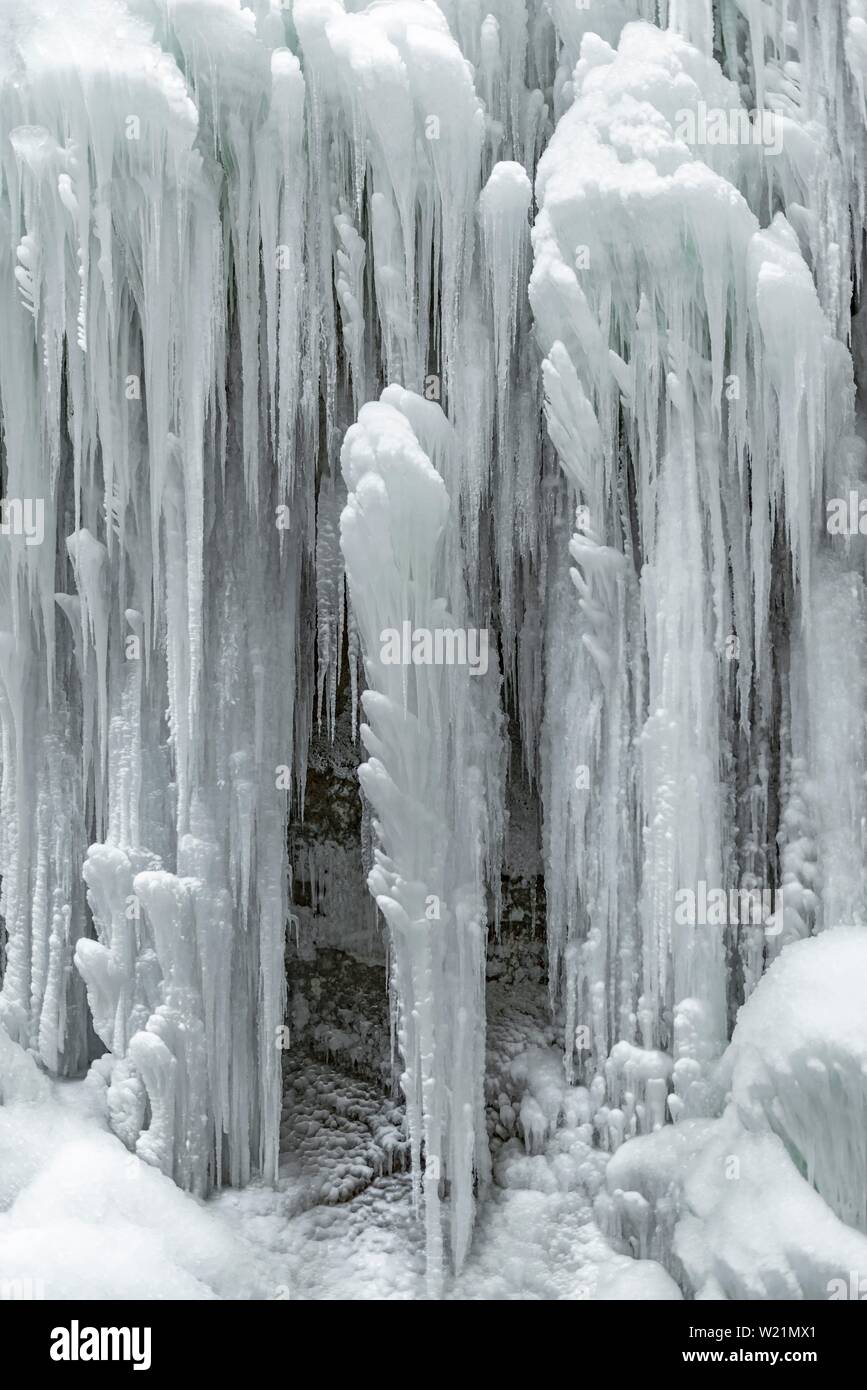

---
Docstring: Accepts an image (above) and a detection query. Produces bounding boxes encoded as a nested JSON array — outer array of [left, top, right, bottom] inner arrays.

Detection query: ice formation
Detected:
[[0, 0, 866, 1299], [340, 389, 504, 1285]]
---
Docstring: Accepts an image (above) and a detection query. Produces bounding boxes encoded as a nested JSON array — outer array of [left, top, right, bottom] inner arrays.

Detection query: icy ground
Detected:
[[7, 928, 867, 1301], [0, 981, 677, 1300]]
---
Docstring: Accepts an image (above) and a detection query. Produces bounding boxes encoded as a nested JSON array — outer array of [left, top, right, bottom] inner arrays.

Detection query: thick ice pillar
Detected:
[[340, 387, 504, 1289]]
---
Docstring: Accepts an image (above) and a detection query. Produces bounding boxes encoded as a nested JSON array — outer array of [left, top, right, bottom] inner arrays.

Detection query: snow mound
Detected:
[[725, 926, 867, 1231], [674, 1108, 867, 1301], [0, 1024, 49, 1106], [0, 1031, 267, 1299], [601, 930, 867, 1297]]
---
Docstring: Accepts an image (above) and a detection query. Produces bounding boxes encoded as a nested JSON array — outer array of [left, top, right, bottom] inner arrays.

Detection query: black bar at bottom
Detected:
[[5, 1296, 861, 1374]]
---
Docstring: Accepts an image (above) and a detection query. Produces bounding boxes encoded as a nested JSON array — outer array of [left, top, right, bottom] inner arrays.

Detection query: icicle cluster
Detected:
[[0, 0, 550, 1216], [0, 0, 308, 1190], [532, 13, 867, 1106]]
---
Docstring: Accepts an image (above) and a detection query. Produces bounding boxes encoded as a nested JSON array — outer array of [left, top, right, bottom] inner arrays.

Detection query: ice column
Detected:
[[340, 387, 504, 1289]]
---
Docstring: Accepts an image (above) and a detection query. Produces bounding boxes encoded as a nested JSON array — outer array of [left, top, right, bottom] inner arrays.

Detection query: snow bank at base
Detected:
[[453, 1180, 681, 1301], [0, 1023, 49, 1106], [0, 1028, 268, 1299], [1, 1023, 679, 1301], [598, 930, 867, 1298], [675, 1111, 867, 1301], [725, 925, 867, 1231]]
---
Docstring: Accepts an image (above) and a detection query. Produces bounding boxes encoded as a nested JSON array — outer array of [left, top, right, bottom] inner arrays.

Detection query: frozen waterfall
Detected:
[[1, 0, 867, 1302]]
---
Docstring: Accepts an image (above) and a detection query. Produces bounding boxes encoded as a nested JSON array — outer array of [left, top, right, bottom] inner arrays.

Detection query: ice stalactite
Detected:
[[0, 0, 310, 1192], [537, 342, 638, 1085], [340, 388, 505, 1289], [0, 0, 553, 1229], [799, 563, 867, 929], [478, 159, 546, 709], [293, 0, 552, 680], [749, 217, 867, 934], [294, 0, 484, 400], [437, 0, 554, 170], [532, 18, 866, 1123], [726, 0, 867, 322], [314, 478, 348, 740], [533, 23, 743, 1094]]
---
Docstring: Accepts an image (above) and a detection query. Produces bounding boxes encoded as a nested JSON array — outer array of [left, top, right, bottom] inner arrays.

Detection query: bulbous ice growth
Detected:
[[74, 832, 226, 1195], [340, 389, 504, 1289]]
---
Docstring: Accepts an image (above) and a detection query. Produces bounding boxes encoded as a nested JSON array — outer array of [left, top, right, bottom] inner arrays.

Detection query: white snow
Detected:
[[600, 929, 867, 1298]]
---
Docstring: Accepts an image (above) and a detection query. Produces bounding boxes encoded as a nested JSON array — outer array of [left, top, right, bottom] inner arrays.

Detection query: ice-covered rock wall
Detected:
[[1, 0, 866, 1283]]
